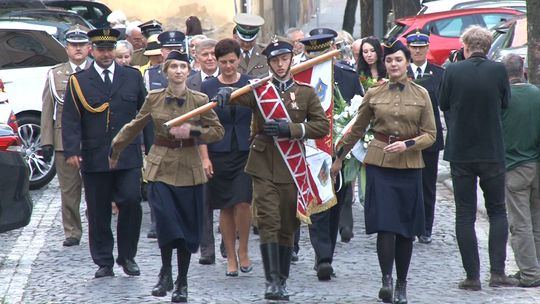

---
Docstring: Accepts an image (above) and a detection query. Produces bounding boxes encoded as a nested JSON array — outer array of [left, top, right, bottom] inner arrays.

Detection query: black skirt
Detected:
[[207, 148, 252, 210], [364, 165, 425, 238], [148, 182, 203, 252]]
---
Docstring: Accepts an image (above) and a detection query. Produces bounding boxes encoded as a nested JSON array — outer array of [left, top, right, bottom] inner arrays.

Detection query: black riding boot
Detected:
[[151, 266, 173, 297], [379, 274, 393, 303], [394, 280, 407, 304], [278, 245, 292, 301], [260, 243, 281, 300], [171, 248, 191, 303]]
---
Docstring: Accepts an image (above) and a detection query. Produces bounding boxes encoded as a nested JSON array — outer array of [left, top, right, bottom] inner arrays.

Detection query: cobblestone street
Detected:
[[1, 157, 539, 303]]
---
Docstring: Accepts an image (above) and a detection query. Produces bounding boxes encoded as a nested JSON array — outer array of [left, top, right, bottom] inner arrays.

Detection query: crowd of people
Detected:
[[38, 7, 540, 304]]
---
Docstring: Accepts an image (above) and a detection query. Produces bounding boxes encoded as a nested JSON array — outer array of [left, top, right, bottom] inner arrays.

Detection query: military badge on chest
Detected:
[[290, 92, 299, 110]]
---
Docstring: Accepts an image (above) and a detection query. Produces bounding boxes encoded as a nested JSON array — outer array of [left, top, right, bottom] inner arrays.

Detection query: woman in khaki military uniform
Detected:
[[110, 50, 224, 303], [331, 40, 436, 304]]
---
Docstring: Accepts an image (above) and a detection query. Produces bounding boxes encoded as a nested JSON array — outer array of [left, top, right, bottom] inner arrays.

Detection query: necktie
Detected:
[[103, 69, 112, 92], [75, 66, 82, 72], [243, 50, 250, 66], [416, 67, 422, 79], [389, 82, 405, 91], [204, 75, 214, 81]]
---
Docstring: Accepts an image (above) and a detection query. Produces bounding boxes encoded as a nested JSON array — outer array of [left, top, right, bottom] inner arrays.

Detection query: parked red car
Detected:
[[385, 7, 523, 65]]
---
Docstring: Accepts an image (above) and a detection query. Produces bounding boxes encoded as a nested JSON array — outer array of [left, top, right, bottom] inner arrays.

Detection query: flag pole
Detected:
[[164, 49, 340, 129]]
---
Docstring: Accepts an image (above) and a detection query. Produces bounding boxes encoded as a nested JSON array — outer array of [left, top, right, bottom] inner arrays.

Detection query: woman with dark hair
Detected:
[[200, 38, 254, 277], [332, 40, 436, 304], [110, 50, 224, 303], [185, 16, 203, 36], [357, 37, 386, 90]]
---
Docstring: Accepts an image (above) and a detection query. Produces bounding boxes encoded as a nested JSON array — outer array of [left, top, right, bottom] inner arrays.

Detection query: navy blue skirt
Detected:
[[148, 182, 203, 252], [364, 165, 425, 238]]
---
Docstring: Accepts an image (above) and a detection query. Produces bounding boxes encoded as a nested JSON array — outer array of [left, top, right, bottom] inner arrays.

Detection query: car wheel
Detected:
[[17, 114, 56, 190]]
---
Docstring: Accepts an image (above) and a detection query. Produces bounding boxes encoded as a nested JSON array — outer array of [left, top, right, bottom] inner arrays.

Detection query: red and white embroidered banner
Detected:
[[252, 80, 334, 224]]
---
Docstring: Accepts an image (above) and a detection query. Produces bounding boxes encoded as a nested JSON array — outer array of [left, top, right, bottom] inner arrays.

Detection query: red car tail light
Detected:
[[0, 135, 20, 152], [7, 111, 18, 132]]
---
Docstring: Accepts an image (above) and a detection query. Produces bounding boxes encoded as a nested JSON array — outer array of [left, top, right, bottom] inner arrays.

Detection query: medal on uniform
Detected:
[[290, 92, 299, 109]]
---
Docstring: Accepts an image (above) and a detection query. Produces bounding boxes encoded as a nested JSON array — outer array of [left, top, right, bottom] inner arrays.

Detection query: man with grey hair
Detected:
[[187, 38, 218, 91], [126, 21, 147, 66], [286, 27, 305, 64], [439, 25, 517, 290], [501, 53, 540, 287], [186, 38, 218, 265]]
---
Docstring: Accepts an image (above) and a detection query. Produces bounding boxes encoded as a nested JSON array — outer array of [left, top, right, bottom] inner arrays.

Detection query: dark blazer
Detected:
[[407, 62, 444, 152], [439, 53, 510, 163], [62, 63, 147, 172], [186, 71, 202, 91], [334, 60, 364, 102], [200, 75, 252, 152]]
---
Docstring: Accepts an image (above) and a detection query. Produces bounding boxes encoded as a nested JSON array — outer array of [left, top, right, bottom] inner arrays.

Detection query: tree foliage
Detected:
[[527, 0, 540, 84]]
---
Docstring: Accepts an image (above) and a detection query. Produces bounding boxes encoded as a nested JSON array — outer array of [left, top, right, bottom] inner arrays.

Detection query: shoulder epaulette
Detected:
[[148, 88, 166, 94], [189, 89, 208, 98], [51, 62, 64, 70]]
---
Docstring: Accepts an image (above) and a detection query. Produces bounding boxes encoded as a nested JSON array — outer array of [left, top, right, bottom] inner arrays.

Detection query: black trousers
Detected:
[[83, 168, 142, 267], [308, 198, 342, 265], [450, 162, 508, 279], [338, 183, 354, 236], [421, 150, 439, 237], [199, 186, 215, 258]]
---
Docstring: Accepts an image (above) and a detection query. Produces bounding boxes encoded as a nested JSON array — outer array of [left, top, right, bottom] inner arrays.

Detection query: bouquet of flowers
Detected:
[[359, 72, 386, 92]]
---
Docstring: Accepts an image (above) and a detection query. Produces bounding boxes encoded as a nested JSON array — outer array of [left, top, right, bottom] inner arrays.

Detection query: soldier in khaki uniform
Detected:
[[110, 51, 224, 303], [40, 27, 92, 247], [331, 39, 436, 304], [215, 38, 329, 301], [233, 13, 269, 78]]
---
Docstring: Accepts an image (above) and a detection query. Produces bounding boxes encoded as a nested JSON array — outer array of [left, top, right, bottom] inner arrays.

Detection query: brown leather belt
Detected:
[[373, 132, 417, 144], [154, 137, 195, 149]]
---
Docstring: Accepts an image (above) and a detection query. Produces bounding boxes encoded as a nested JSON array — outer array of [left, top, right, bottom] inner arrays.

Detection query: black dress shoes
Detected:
[[340, 228, 353, 243], [147, 230, 157, 239], [418, 235, 432, 244], [316, 262, 333, 281], [291, 251, 299, 262], [198, 255, 215, 265], [152, 266, 173, 297], [63, 237, 80, 247], [117, 258, 140, 276], [95, 266, 114, 278]]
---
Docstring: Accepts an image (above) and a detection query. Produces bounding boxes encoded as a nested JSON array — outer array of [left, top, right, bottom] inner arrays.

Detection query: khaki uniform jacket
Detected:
[[130, 48, 149, 67], [111, 87, 224, 186], [41, 60, 91, 151], [232, 81, 330, 183], [238, 44, 269, 78], [341, 78, 436, 169]]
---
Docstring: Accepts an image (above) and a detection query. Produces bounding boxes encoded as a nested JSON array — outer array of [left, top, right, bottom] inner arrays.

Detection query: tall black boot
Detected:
[[394, 279, 407, 304], [151, 266, 173, 297], [379, 274, 393, 303], [171, 248, 191, 303], [278, 245, 292, 301], [260, 243, 281, 300]]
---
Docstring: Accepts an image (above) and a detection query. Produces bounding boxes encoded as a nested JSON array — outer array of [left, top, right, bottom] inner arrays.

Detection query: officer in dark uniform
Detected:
[[144, 31, 185, 91], [292, 30, 364, 281], [405, 29, 444, 244], [62, 28, 147, 279]]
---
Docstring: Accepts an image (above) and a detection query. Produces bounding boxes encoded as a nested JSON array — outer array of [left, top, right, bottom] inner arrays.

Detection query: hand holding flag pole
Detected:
[[163, 49, 341, 129]]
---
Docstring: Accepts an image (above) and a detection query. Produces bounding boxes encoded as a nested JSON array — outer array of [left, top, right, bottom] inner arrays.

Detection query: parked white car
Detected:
[[0, 22, 67, 189]]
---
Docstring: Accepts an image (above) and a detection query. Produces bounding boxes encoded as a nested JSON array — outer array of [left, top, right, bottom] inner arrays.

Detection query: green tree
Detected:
[[527, 0, 540, 84]]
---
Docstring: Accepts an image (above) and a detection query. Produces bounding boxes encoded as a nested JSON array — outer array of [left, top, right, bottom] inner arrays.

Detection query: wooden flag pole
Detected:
[[164, 49, 340, 128]]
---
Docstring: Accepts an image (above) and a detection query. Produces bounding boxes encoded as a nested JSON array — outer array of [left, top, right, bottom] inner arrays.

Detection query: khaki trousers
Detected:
[[55, 151, 83, 240], [506, 161, 540, 283], [252, 176, 299, 247]]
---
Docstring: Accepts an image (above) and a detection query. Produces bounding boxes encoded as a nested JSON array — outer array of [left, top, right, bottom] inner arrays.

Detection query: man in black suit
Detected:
[[439, 25, 517, 290], [187, 38, 218, 91], [62, 28, 146, 279], [405, 29, 444, 244], [186, 38, 220, 265]]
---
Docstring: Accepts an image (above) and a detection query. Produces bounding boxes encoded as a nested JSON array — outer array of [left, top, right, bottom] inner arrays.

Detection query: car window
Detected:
[[0, 32, 60, 69], [481, 13, 514, 29], [385, 23, 409, 40], [426, 15, 476, 37]]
